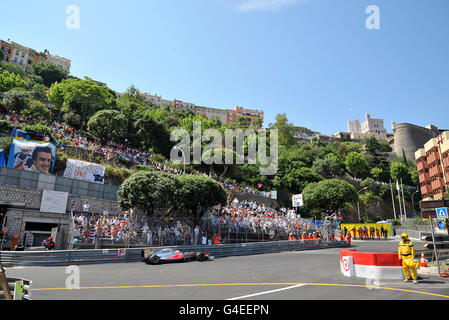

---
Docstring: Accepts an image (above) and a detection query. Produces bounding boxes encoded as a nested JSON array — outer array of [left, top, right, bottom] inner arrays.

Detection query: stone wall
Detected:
[[393, 123, 439, 162], [0, 184, 123, 249]]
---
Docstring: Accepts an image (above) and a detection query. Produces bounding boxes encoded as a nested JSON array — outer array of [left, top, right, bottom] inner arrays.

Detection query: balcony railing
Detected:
[[431, 178, 444, 191], [429, 165, 442, 178]]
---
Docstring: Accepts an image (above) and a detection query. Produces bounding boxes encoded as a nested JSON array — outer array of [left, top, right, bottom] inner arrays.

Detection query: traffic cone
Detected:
[[420, 252, 428, 268]]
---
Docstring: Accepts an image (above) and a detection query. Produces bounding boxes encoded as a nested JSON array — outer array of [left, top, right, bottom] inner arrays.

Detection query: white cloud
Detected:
[[236, 0, 308, 12]]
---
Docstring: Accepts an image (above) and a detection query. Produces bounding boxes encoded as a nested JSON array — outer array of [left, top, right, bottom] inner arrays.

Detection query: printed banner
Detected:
[[7, 139, 57, 174], [0, 148, 5, 167], [11, 128, 46, 141], [63, 159, 105, 184]]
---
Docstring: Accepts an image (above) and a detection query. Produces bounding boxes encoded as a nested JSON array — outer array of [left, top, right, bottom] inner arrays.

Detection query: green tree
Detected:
[[2, 63, 25, 76], [269, 113, 296, 147], [48, 77, 115, 130], [303, 179, 358, 215], [410, 169, 420, 186], [33, 62, 68, 87], [117, 171, 179, 224], [87, 110, 127, 144], [23, 123, 53, 139], [390, 161, 409, 182], [0, 71, 25, 93], [134, 110, 172, 156], [312, 153, 345, 179], [370, 167, 383, 180], [281, 167, 323, 194], [345, 152, 368, 179], [174, 175, 227, 228], [21, 99, 51, 120], [2, 89, 28, 114], [30, 83, 48, 101]]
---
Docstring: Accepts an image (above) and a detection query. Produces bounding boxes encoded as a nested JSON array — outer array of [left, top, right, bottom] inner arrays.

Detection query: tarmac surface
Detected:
[[4, 238, 449, 301]]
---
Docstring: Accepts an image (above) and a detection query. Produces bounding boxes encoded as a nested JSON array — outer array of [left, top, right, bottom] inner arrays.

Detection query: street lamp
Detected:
[[357, 187, 369, 222], [411, 189, 420, 218], [173, 146, 186, 174]]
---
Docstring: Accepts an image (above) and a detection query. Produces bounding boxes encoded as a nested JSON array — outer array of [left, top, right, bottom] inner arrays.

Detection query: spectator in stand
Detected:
[[83, 201, 90, 215]]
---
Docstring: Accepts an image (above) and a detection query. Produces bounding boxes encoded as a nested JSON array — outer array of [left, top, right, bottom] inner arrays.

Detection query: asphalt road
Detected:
[[4, 239, 449, 301]]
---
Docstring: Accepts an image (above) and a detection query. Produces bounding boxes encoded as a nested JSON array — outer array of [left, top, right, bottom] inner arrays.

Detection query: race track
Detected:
[[5, 239, 449, 301]]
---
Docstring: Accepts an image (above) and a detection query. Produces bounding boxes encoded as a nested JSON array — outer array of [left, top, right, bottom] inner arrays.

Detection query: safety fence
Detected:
[[0, 240, 348, 267]]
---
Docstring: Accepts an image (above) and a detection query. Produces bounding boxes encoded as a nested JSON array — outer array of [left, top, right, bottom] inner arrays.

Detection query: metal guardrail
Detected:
[[0, 240, 348, 267]]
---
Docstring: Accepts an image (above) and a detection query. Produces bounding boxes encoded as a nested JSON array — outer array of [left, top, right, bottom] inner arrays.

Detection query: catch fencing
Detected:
[[0, 240, 348, 267]]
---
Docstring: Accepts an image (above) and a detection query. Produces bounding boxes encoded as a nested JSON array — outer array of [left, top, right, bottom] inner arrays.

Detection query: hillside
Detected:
[[0, 60, 420, 222]]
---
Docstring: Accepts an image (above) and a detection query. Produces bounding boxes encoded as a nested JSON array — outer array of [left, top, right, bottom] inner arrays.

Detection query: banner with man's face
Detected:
[[7, 139, 57, 174]]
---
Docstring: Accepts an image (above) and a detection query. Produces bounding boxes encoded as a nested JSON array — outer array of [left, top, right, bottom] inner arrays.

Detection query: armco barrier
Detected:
[[340, 249, 404, 280], [0, 240, 348, 267]]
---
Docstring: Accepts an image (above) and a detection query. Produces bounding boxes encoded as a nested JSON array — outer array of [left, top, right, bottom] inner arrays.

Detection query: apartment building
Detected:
[[122, 94, 264, 128], [43, 50, 71, 74], [415, 131, 449, 200], [0, 40, 13, 63], [10, 41, 30, 71], [172, 100, 263, 128], [0, 38, 71, 74]]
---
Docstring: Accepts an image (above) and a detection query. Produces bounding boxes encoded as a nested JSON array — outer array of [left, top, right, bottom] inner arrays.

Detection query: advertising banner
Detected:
[[63, 159, 105, 184], [7, 139, 57, 174]]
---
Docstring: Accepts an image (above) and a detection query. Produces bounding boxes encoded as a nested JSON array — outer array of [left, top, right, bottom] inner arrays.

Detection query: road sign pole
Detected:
[[429, 217, 441, 276]]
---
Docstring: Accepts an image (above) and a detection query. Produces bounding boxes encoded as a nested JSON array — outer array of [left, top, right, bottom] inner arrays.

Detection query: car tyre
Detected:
[[150, 256, 160, 265], [197, 253, 206, 262]]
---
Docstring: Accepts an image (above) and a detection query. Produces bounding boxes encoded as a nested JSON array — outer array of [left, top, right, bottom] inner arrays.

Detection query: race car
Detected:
[[142, 247, 213, 265]]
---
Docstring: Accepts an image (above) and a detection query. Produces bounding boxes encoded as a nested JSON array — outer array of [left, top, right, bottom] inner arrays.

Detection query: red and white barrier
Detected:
[[340, 249, 404, 280]]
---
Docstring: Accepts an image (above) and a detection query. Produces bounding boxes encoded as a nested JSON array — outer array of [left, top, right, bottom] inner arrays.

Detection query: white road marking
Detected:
[[226, 284, 306, 300]]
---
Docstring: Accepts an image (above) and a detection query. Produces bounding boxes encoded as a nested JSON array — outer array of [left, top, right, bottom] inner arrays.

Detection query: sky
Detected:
[[1, 0, 448, 135]]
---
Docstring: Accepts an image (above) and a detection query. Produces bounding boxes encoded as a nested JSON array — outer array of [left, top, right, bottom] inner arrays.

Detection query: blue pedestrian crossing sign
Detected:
[[436, 207, 448, 220]]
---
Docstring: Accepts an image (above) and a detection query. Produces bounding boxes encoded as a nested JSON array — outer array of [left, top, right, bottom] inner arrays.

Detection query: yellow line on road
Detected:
[[31, 282, 449, 299]]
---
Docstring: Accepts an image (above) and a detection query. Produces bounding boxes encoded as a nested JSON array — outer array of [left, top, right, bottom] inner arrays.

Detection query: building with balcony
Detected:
[[1, 38, 71, 74], [415, 131, 449, 200], [0, 39, 13, 63], [43, 50, 71, 74]]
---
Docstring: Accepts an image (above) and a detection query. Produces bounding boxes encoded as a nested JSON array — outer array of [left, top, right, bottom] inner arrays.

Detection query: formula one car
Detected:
[[142, 247, 213, 265]]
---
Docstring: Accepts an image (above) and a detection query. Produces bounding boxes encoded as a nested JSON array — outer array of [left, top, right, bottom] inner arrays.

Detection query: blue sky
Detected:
[[1, 0, 448, 135]]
